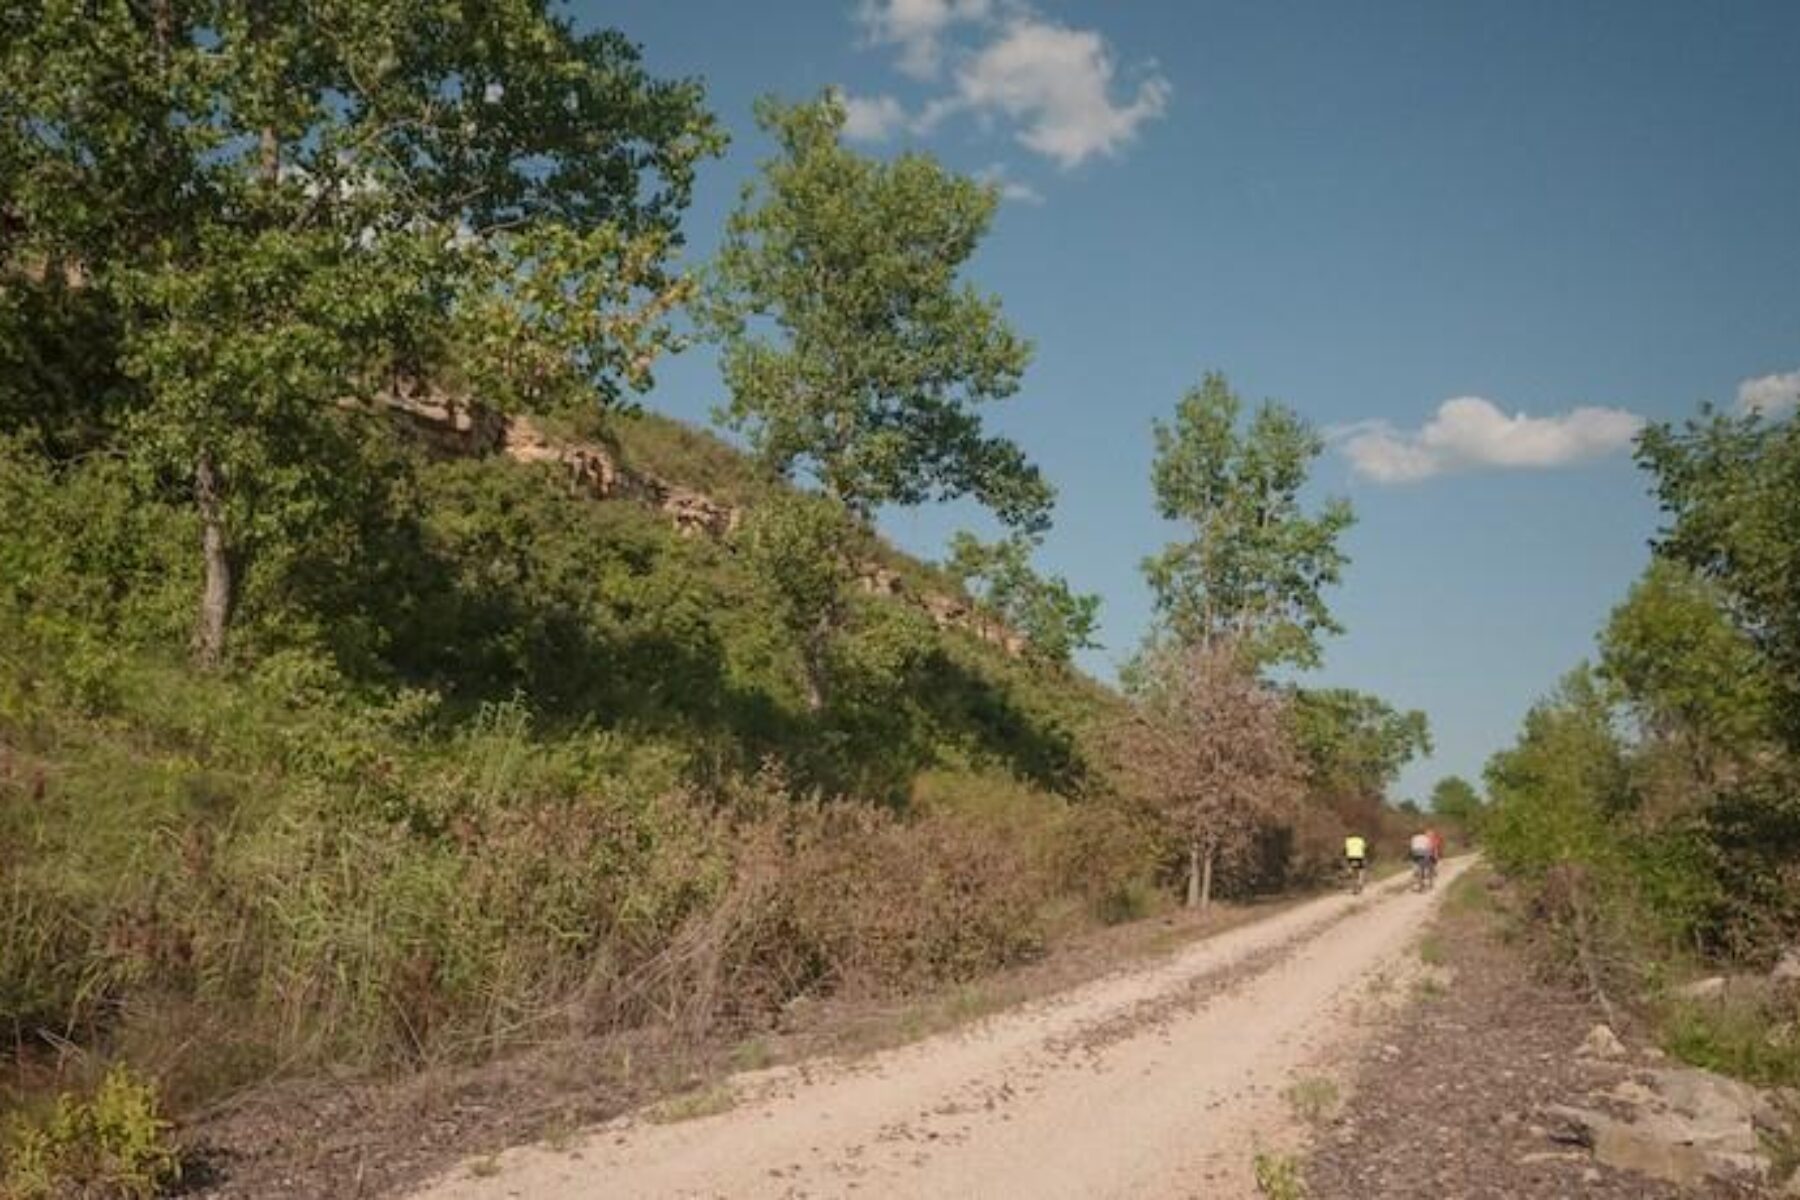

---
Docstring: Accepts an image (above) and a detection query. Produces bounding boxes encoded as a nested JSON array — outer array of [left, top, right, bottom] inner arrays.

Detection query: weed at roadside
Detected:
[[729, 1038, 774, 1073], [540, 1109, 581, 1153], [1659, 993, 1800, 1088], [1253, 1148, 1308, 1199], [1412, 976, 1447, 1001], [0, 1066, 180, 1200], [1444, 868, 1496, 915], [647, 1084, 735, 1124], [1283, 1076, 1340, 1126]]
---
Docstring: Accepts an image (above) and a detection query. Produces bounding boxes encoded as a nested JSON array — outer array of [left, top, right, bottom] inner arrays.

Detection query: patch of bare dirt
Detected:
[[1305, 873, 1762, 1200]]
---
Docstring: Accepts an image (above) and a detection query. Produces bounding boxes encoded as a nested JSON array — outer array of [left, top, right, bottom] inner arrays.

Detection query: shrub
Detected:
[[1, 1066, 180, 1199], [1054, 799, 1161, 924], [1660, 989, 1800, 1088], [1253, 1149, 1307, 1200]]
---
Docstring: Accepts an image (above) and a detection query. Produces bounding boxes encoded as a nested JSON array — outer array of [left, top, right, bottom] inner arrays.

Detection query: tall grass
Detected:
[[0, 645, 1083, 1118]]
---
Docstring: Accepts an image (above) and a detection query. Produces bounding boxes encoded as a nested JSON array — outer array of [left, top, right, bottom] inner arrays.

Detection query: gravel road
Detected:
[[412, 860, 1466, 1199]]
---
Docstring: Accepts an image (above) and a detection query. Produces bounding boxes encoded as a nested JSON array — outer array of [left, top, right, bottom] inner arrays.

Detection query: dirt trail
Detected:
[[413, 861, 1467, 1200]]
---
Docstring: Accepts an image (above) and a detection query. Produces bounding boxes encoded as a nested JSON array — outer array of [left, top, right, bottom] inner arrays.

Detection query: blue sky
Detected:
[[593, 0, 1800, 801]]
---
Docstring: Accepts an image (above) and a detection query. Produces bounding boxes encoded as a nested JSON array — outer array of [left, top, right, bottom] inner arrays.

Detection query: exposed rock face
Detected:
[[377, 383, 506, 455], [498, 416, 738, 538], [377, 388, 1023, 653], [1675, 976, 1728, 1002], [1578, 1023, 1627, 1059], [1773, 947, 1800, 986], [1547, 1065, 1800, 1193]]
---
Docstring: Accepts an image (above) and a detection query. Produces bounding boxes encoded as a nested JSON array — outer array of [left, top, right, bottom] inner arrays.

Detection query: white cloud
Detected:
[[975, 161, 1046, 205], [841, 92, 911, 142], [850, 4, 1169, 170], [857, 0, 991, 79], [1737, 369, 1800, 418], [1000, 179, 1046, 205], [1341, 396, 1645, 484], [954, 17, 1170, 169]]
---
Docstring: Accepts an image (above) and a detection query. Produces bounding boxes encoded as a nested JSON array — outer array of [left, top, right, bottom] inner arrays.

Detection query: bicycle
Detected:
[[1346, 858, 1366, 895], [1411, 856, 1430, 892]]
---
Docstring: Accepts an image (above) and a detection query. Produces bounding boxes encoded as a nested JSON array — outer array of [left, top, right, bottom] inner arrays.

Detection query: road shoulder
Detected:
[[1302, 867, 1756, 1200]]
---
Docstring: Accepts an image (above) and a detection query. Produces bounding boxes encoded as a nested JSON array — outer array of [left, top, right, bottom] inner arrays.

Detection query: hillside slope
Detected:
[[0, 403, 1136, 1159]]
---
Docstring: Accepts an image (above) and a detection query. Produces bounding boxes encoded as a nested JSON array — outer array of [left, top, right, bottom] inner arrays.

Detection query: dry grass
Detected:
[[1283, 1075, 1340, 1125], [646, 1084, 736, 1124]]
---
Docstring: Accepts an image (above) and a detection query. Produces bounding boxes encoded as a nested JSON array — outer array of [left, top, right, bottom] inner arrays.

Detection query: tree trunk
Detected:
[[194, 452, 233, 669], [1185, 841, 1201, 908], [1200, 844, 1216, 911], [801, 656, 826, 714], [800, 624, 830, 713]]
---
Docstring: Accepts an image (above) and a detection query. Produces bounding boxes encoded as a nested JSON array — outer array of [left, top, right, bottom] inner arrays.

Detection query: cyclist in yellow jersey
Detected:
[[1343, 835, 1368, 893]]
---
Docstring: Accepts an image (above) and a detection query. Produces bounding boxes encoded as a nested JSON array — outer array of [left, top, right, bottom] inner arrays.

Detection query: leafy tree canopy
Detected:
[[945, 532, 1100, 667], [1637, 408, 1800, 746], [709, 93, 1050, 532], [1290, 686, 1431, 801], [1142, 371, 1352, 669], [1598, 558, 1775, 758], [1, 0, 724, 663], [1428, 775, 1483, 823]]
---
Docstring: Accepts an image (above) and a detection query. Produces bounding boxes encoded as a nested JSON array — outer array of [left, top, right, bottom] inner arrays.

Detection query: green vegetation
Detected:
[[1429, 776, 1486, 830], [709, 93, 1049, 532], [1253, 1149, 1309, 1200], [1444, 870, 1497, 916], [0, 0, 724, 668], [1283, 1076, 1340, 1125], [946, 532, 1101, 667], [1142, 372, 1354, 671], [1481, 400, 1800, 1086], [1661, 996, 1800, 1088], [2, 1067, 179, 1200], [648, 1084, 737, 1124], [0, 9, 1436, 1190]]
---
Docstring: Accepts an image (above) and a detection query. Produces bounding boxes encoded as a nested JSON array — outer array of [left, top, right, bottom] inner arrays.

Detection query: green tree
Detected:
[[1598, 559, 1774, 781], [737, 492, 858, 713], [1290, 688, 1432, 803], [1, 1, 723, 666], [1142, 372, 1353, 669], [1636, 409, 1800, 746], [1428, 776, 1483, 824], [709, 94, 1050, 532], [1482, 666, 1633, 877], [945, 532, 1100, 666]]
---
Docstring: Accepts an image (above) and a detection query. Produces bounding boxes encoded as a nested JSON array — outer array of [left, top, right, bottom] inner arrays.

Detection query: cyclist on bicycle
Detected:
[[1343, 834, 1368, 893], [1408, 830, 1434, 889]]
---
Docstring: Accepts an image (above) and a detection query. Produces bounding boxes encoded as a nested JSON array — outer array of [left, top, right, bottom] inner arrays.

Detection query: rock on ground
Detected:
[[1304, 877, 1768, 1200]]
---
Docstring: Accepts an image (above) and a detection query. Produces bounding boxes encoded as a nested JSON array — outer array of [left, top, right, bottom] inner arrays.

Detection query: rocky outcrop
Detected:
[[374, 387, 1025, 654], [497, 413, 738, 538], [1546, 1057, 1800, 1194], [856, 564, 1029, 656], [369, 383, 738, 538]]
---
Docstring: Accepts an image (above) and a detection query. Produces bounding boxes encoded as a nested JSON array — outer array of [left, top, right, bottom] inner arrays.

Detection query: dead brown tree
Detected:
[[1111, 640, 1305, 910]]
